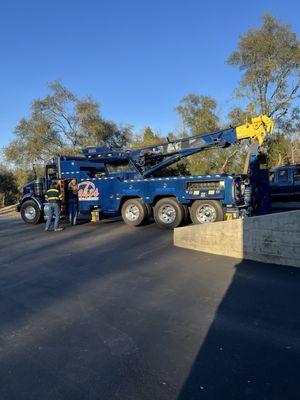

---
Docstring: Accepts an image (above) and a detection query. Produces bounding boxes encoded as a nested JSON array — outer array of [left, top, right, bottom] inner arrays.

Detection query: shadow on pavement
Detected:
[[177, 259, 300, 400]]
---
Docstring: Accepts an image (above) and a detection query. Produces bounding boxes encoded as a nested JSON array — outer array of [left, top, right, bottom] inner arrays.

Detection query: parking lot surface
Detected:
[[0, 217, 299, 400]]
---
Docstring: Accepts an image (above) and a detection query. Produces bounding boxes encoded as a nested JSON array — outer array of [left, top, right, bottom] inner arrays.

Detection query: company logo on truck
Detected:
[[78, 181, 99, 201]]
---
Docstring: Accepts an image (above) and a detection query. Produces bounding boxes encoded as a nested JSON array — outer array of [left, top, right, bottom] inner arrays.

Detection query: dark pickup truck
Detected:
[[269, 164, 300, 203]]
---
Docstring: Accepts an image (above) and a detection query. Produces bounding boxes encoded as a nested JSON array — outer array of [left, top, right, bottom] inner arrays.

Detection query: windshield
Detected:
[[45, 164, 58, 180]]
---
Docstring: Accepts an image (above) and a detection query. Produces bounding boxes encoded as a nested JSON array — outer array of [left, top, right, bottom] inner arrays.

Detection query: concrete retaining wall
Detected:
[[174, 210, 300, 268]]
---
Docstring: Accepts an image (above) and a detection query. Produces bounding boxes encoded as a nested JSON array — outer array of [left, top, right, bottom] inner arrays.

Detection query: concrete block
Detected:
[[174, 210, 300, 268]]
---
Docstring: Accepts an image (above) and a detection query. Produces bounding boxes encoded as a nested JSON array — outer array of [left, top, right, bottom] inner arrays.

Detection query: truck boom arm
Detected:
[[83, 115, 274, 177]]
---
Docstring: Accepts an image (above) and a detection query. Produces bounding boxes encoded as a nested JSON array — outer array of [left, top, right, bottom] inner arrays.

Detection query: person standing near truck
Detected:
[[45, 181, 64, 232], [68, 179, 79, 225]]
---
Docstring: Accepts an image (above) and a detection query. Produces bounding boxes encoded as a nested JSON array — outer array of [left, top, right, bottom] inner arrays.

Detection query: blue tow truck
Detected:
[[17, 115, 274, 228]]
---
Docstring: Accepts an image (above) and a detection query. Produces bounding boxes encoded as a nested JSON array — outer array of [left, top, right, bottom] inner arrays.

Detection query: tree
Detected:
[[227, 14, 300, 120], [0, 167, 18, 207], [227, 14, 300, 172], [268, 107, 300, 166], [5, 114, 60, 167], [175, 94, 220, 174], [227, 106, 255, 126], [13, 167, 36, 195], [130, 127, 164, 149], [278, 107, 300, 164], [175, 94, 219, 134], [222, 106, 256, 174], [5, 81, 131, 168]]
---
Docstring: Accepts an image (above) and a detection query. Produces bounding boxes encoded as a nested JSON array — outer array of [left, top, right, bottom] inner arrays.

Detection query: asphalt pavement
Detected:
[[0, 216, 299, 400]]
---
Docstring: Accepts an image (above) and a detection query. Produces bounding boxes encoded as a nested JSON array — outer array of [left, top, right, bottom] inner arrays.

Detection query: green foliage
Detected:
[[5, 114, 59, 167], [227, 14, 300, 120], [227, 105, 255, 126], [130, 127, 164, 149], [175, 93, 223, 174], [143, 127, 157, 145], [5, 81, 131, 168], [176, 94, 219, 134], [268, 133, 291, 166], [268, 107, 300, 166], [174, 93, 243, 174], [13, 168, 36, 195], [227, 14, 300, 172], [164, 161, 189, 177], [0, 167, 19, 207], [4, 81, 132, 203]]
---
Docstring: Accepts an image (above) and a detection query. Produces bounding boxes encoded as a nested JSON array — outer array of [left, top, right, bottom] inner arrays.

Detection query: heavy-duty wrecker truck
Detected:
[[17, 115, 274, 229]]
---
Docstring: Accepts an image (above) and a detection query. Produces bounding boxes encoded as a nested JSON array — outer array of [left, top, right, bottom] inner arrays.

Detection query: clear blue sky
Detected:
[[0, 0, 299, 148]]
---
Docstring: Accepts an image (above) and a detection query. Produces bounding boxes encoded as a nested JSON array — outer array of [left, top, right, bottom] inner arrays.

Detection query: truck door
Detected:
[[293, 167, 300, 201], [76, 165, 118, 215], [98, 178, 118, 215], [76, 165, 107, 213]]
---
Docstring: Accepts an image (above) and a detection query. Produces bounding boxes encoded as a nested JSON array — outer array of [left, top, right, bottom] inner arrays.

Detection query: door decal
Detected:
[[78, 181, 99, 201]]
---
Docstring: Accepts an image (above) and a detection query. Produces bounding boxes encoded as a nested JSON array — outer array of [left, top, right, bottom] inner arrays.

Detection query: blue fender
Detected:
[[19, 194, 44, 210]]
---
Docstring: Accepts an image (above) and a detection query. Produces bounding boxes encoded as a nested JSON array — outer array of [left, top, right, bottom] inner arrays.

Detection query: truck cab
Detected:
[[269, 164, 300, 203]]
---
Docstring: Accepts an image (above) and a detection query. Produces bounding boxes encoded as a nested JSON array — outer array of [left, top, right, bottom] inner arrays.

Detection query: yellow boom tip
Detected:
[[236, 115, 274, 145]]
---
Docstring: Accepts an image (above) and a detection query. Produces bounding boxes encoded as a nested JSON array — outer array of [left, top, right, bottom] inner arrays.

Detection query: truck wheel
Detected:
[[154, 198, 184, 229], [182, 204, 190, 225], [20, 200, 43, 224], [190, 200, 224, 224], [121, 199, 147, 226], [144, 204, 153, 221]]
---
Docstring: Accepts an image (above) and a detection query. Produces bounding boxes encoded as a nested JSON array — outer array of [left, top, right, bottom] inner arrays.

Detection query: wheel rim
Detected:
[[158, 204, 176, 224], [125, 204, 140, 222], [24, 205, 36, 220], [196, 204, 217, 223]]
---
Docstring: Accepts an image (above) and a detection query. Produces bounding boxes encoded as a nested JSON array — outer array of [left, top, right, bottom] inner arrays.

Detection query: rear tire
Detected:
[[144, 204, 153, 222], [181, 204, 190, 225], [154, 197, 184, 229], [190, 200, 224, 225], [20, 200, 43, 224], [121, 199, 147, 226]]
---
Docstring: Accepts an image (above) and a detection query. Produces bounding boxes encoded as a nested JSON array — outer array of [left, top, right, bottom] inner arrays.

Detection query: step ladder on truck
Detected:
[[17, 115, 274, 229]]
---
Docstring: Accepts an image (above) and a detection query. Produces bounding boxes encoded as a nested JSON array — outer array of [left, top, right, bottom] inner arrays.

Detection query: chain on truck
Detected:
[[16, 115, 274, 229]]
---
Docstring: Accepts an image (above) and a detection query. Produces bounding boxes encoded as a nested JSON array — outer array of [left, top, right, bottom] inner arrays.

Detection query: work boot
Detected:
[[54, 227, 64, 232]]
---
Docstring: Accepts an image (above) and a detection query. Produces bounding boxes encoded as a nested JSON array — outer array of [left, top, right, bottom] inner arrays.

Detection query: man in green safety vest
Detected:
[[45, 181, 64, 232]]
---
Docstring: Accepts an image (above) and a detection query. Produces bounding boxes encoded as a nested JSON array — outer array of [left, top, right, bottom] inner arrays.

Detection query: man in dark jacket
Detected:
[[45, 181, 64, 232], [68, 179, 79, 226]]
